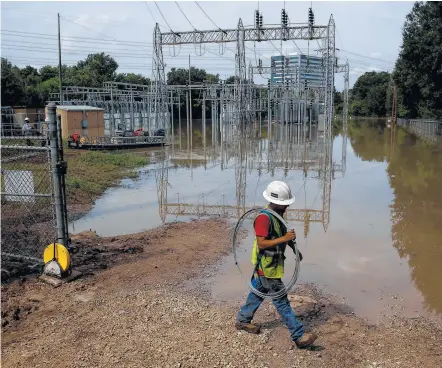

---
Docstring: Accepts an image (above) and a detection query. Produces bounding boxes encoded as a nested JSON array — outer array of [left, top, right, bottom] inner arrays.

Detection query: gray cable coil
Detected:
[[232, 207, 301, 299]]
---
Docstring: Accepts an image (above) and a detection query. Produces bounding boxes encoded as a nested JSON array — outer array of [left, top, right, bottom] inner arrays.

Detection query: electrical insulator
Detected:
[[309, 100, 313, 107], [281, 9, 285, 25], [259, 15, 263, 28], [267, 80, 270, 89], [308, 8, 314, 27], [259, 59, 262, 67], [304, 80, 308, 90], [255, 10, 260, 28]]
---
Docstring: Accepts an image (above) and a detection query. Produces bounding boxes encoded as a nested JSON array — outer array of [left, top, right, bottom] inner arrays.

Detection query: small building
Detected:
[[47, 105, 105, 139], [12, 107, 46, 127]]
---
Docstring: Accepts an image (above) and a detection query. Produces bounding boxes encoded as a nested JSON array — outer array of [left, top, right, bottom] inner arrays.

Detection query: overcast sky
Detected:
[[1, 1, 414, 90]]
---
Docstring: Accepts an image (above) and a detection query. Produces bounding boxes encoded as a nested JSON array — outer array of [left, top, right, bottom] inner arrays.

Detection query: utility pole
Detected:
[[58, 13, 63, 105]]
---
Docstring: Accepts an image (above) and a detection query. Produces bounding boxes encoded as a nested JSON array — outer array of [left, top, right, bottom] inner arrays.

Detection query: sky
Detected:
[[1, 1, 415, 90]]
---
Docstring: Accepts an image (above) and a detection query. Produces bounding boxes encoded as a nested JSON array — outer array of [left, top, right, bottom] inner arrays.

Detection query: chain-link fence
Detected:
[[1, 109, 47, 137], [397, 119, 442, 148], [1, 137, 55, 275], [1, 103, 67, 280]]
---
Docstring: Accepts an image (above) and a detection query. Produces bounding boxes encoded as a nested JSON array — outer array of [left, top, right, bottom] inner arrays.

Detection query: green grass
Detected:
[[1, 148, 148, 210], [64, 150, 148, 205]]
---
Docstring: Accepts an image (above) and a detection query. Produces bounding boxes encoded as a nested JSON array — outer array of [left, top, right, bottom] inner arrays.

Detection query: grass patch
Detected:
[[1, 148, 148, 212], [65, 150, 148, 205]]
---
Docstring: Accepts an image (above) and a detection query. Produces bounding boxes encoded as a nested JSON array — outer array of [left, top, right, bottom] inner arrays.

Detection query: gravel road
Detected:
[[2, 219, 441, 368]]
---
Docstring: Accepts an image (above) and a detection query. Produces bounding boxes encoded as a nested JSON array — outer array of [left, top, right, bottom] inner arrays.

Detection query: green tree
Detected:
[[225, 76, 236, 84], [350, 71, 391, 117], [167, 67, 219, 85], [39, 66, 58, 82], [1, 58, 25, 106], [115, 73, 150, 85], [167, 67, 219, 119], [393, 2, 442, 119], [74, 52, 119, 87], [334, 88, 343, 115]]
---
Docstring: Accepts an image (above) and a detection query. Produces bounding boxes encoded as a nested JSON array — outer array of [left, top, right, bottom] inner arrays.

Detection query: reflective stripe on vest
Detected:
[[251, 209, 287, 279]]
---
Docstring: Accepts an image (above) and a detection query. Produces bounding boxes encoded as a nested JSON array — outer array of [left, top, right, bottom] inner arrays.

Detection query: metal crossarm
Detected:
[[160, 25, 328, 45]]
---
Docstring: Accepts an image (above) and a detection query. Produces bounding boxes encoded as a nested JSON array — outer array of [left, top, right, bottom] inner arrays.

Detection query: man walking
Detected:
[[235, 181, 318, 348]]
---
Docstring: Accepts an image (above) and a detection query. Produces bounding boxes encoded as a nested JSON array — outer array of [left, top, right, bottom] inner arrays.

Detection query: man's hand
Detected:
[[282, 229, 296, 242]]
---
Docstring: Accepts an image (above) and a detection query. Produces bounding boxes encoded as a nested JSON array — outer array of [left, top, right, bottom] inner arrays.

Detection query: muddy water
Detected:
[[69, 119, 442, 323]]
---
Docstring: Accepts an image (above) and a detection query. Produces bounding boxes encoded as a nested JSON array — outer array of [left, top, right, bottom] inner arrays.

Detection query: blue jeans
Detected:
[[236, 276, 304, 342]]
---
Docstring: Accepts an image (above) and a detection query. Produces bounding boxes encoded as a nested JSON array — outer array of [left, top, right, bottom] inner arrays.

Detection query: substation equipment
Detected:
[[49, 7, 349, 146]]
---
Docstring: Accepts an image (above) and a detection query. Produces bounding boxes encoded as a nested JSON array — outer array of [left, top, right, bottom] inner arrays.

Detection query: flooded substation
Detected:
[[68, 118, 442, 324]]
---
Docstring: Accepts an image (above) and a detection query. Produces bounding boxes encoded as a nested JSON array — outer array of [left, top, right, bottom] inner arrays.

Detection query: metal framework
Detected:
[[48, 9, 343, 148], [160, 25, 328, 45], [152, 8, 337, 132], [155, 120, 346, 233]]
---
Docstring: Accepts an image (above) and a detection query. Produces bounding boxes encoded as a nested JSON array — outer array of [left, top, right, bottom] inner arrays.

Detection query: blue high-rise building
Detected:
[[270, 54, 324, 87]]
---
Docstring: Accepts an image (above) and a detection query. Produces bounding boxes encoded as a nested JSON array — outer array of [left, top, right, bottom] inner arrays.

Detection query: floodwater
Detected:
[[69, 119, 442, 323]]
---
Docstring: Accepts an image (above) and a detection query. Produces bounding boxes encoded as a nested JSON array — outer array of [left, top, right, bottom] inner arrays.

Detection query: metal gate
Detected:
[[1, 103, 68, 277]]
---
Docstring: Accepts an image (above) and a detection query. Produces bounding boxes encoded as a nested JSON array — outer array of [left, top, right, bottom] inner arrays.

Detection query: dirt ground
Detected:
[[1, 219, 441, 368]]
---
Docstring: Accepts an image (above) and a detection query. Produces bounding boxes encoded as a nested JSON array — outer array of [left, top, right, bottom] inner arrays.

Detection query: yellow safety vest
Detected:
[[251, 209, 287, 279]]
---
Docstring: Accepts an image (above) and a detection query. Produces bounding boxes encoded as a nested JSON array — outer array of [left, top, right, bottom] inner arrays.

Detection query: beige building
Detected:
[[45, 105, 105, 139]]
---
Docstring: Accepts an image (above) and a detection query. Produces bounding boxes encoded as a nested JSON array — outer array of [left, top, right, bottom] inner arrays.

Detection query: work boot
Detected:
[[294, 332, 318, 348], [235, 321, 261, 334]]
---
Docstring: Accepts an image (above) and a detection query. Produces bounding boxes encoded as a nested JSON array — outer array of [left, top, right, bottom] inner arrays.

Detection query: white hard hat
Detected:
[[263, 181, 295, 206], [24, 117, 30, 121]]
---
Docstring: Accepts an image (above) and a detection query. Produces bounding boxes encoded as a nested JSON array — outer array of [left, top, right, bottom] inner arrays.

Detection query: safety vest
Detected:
[[251, 209, 287, 279]]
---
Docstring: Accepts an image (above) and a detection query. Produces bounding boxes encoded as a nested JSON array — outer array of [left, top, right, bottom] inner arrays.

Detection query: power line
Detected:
[[3, 37, 152, 50], [340, 49, 395, 65], [175, 2, 197, 30], [144, 1, 165, 28], [1, 39, 151, 52], [60, 15, 118, 42], [1, 30, 152, 46], [268, 40, 283, 56], [154, 1, 174, 32], [194, 1, 221, 30], [1, 45, 156, 59]]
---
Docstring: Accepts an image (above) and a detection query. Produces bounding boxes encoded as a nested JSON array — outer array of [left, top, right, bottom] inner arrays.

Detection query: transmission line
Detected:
[[154, 1, 174, 32], [175, 2, 197, 30], [144, 1, 165, 28], [194, 1, 221, 30], [60, 15, 118, 42], [1, 29, 153, 46]]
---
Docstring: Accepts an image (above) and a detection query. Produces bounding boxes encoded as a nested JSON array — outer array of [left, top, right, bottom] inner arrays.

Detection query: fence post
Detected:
[[47, 102, 68, 247]]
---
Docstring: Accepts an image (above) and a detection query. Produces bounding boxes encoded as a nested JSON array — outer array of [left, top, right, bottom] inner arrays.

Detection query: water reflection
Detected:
[[156, 120, 346, 235], [348, 120, 442, 317]]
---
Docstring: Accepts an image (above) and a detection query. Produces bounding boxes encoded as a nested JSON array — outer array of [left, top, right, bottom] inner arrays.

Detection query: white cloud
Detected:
[[369, 52, 382, 58]]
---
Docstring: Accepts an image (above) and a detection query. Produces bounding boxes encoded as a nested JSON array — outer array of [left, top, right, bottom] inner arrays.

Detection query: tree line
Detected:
[[2, 1, 440, 119], [349, 1, 441, 119], [1, 53, 150, 107], [1, 53, 222, 119]]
